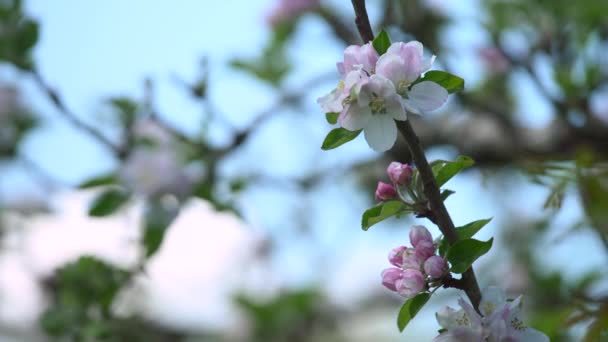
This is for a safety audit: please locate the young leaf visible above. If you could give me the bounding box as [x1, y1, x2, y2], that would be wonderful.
[321, 128, 361, 150]
[440, 189, 455, 201]
[78, 173, 118, 189]
[372, 30, 391, 55]
[456, 218, 492, 240]
[362, 200, 411, 230]
[446, 238, 494, 274]
[325, 112, 339, 124]
[414, 70, 464, 94]
[398, 292, 431, 331]
[88, 189, 130, 217]
[434, 156, 475, 187]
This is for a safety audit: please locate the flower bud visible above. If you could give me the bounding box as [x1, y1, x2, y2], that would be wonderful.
[424, 256, 448, 278]
[375, 181, 397, 201]
[396, 269, 425, 298]
[409, 225, 433, 247]
[387, 162, 413, 186]
[415, 240, 436, 261]
[401, 248, 422, 270]
[381, 268, 403, 291]
[388, 246, 407, 267]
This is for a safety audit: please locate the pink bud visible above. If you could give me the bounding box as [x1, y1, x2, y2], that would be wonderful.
[375, 181, 397, 201]
[381, 268, 403, 291]
[409, 225, 433, 247]
[388, 246, 407, 267]
[396, 269, 425, 298]
[415, 240, 436, 261]
[387, 162, 413, 186]
[401, 248, 422, 270]
[424, 256, 448, 278]
[338, 42, 379, 76]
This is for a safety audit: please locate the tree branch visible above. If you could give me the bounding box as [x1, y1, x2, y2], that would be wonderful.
[350, 0, 482, 309]
[30, 68, 125, 157]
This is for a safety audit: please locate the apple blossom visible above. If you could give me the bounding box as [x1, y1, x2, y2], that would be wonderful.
[433, 287, 549, 342]
[415, 240, 436, 261]
[395, 269, 426, 298]
[388, 246, 407, 267]
[381, 267, 403, 291]
[339, 74, 407, 152]
[401, 247, 422, 271]
[376, 41, 448, 115]
[409, 225, 433, 248]
[424, 255, 448, 279]
[337, 42, 378, 76]
[387, 161, 413, 186]
[317, 68, 367, 113]
[375, 181, 397, 201]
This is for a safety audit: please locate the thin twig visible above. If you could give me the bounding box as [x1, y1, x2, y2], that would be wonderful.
[30, 68, 124, 156]
[350, 0, 482, 309]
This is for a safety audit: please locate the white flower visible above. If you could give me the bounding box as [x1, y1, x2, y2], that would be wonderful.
[434, 287, 549, 342]
[317, 68, 367, 113]
[338, 74, 406, 152]
[376, 41, 448, 114]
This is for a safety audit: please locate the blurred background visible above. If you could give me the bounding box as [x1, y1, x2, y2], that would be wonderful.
[0, 0, 607, 340]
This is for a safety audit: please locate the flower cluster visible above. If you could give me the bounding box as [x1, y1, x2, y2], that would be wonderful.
[381, 225, 448, 298]
[318, 41, 448, 151]
[434, 287, 549, 342]
[375, 161, 414, 201]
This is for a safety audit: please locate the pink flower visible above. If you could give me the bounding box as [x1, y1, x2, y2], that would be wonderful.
[265, 0, 319, 27]
[388, 246, 407, 267]
[381, 268, 403, 291]
[424, 256, 448, 278]
[337, 43, 379, 76]
[415, 240, 436, 261]
[395, 269, 425, 298]
[387, 161, 413, 186]
[401, 247, 422, 271]
[375, 181, 397, 201]
[409, 225, 433, 247]
[376, 41, 448, 115]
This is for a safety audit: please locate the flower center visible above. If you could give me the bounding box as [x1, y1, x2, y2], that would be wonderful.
[510, 317, 527, 331]
[397, 80, 410, 97]
[370, 94, 387, 115]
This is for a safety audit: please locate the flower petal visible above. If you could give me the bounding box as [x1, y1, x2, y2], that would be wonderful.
[317, 88, 343, 113]
[408, 81, 448, 112]
[386, 94, 407, 121]
[339, 104, 371, 131]
[363, 116, 397, 152]
[512, 328, 550, 342]
[376, 53, 407, 86]
[480, 286, 507, 317]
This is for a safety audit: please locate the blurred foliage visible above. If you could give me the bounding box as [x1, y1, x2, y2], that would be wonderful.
[40, 256, 185, 342]
[235, 289, 338, 342]
[0, 0, 606, 340]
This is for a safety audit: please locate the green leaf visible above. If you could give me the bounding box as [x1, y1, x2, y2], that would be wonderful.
[16, 19, 39, 53]
[440, 189, 455, 201]
[372, 30, 391, 55]
[434, 156, 475, 187]
[446, 238, 493, 274]
[414, 70, 465, 94]
[325, 112, 339, 124]
[321, 128, 361, 150]
[143, 201, 178, 258]
[361, 200, 411, 230]
[88, 189, 130, 217]
[397, 292, 431, 331]
[78, 173, 118, 189]
[456, 218, 492, 240]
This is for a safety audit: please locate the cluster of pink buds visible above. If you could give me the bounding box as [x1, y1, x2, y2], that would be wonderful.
[381, 225, 448, 298]
[375, 161, 414, 201]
